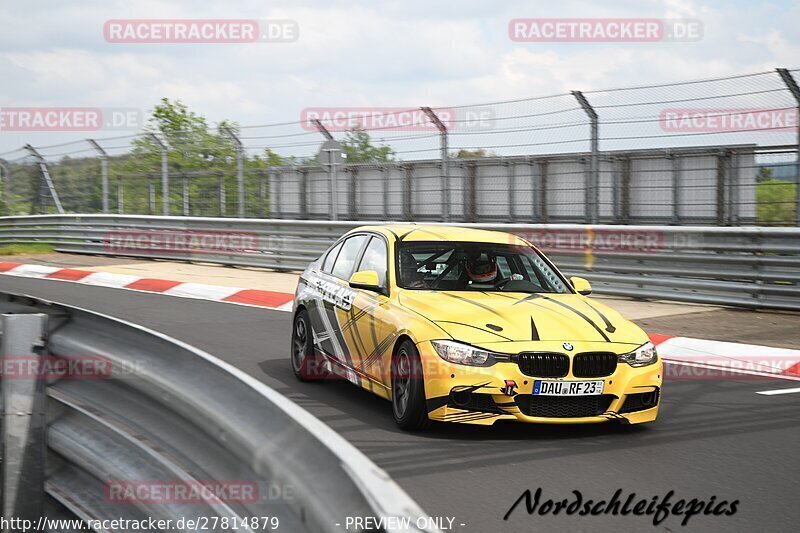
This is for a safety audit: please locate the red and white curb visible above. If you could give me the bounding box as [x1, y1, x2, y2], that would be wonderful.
[0, 261, 295, 312]
[649, 333, 800, 390]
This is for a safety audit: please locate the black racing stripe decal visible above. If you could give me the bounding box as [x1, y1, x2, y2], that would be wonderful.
[530, 316, 540, 341]
[345, 306, 365, 353]
[511, 293, 610, 342]
[585, 301, 617, 333]
[452, 382, 493, 394]
[434, 320, 513, 341]
[362, 332, 397, 367]
[441, 292, 505, 317]
[539, 295, 611, 342]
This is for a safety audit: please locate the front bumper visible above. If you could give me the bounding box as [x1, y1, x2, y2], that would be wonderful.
[419, 341, 663, 425]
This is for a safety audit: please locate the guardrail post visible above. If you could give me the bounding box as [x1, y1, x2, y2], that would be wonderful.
[1, 313, 48, 524]
[24, 144, 63, 214]
[421, 107, 450, 222]
[776, 68, 800, 226]
[146, 134, 169, 216]
[87, 139, 109, 213]
[572, 91, 599, 224]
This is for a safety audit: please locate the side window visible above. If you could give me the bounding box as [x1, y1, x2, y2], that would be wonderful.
[357, 236, 388, 286]
[322, 241, 343, 273]
[331, 235, 368, 280]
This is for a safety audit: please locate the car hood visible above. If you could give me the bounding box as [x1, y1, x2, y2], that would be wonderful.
[397, 290, 645, 346]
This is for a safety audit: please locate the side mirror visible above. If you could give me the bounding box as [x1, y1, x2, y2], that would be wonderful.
[570, 276, 592, 296]
[349, 270, 386, 295]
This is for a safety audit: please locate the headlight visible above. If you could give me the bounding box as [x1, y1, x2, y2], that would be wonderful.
[618, 341, 658, 367]
[431, 340, 494, 366]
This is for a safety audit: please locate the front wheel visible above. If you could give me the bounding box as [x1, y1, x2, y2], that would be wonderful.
[291, 309, 327, 381]
[391, 340, 430, 431]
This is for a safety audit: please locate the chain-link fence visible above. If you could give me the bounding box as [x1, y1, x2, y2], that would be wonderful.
[1, 68, 798, 225]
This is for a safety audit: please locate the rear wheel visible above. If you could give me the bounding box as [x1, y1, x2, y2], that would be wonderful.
[291, 309, 327, 381]
[391, 340, 430, 431]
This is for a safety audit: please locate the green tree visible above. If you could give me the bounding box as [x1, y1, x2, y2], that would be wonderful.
[341, 128, 395, 163]
[756, 167, 774, 183]
[451, 148, 496, 159]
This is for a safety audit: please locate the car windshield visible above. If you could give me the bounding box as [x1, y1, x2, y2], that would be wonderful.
[396, 241, 571, 293]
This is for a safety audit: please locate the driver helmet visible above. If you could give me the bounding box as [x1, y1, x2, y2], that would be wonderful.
[465, 255, 498, 283]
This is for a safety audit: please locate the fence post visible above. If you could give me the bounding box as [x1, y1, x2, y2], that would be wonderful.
[220, 125, 245, 218]
[621, 157, 631, 223]
[182, 173, 189, 216]
[571, 91, 599, 224]
[467, 162, 477, 223]
[218, 171, 227, 217]
[273, 170, 281, 219]
[0, 161, 9, 215]
[381, 165, 389, 220]
[23, 144, 63, 214]
[716, 151, 727, 225]
[1, 313, 48, 523]
[611, 157, 621, 222]
[349, 167, 358, 220]
[148, 174, 155, 214]
[671, 153, 681, 224]
[506, 159, 516, 222]
[310, 119, 341, 221]
[117, 175, 124, 214]
[402, 164, 413, 221]
[421, 107, 450, 222]
[87, 139, 109, 213]
[539, 159, 549, 223]
[299, 169, 308, 219]
[147, 134, 169, 216]
[776, 68, 800, 226]
[259, 169, 267, 218]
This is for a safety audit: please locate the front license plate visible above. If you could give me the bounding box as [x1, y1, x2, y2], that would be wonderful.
[533, 380, 604, 396]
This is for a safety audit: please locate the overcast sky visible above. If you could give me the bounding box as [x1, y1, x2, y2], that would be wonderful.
[0, 0, 797, 157]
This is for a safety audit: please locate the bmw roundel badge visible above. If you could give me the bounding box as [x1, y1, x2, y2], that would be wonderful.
[562, 342, 574, 351]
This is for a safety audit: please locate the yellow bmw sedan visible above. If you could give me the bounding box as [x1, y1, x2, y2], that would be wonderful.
[290, 224, 662, 430]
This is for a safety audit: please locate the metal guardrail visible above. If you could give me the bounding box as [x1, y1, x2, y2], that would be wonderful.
[0, 214, 798, 311]
[0, 291, 435, 532]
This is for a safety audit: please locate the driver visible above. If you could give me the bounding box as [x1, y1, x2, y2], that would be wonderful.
[465, 255, 498, 286]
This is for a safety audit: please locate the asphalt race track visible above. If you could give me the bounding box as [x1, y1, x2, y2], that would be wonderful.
[2, 276, 798, 532]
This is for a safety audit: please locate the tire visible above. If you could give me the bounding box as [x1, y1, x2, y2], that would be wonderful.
[391, 340, 430, 431]
[291, 308, 328, 382]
